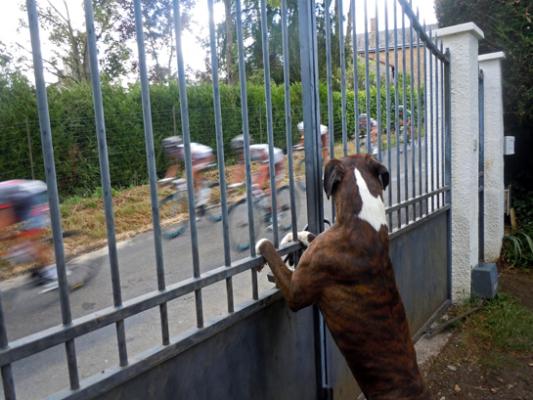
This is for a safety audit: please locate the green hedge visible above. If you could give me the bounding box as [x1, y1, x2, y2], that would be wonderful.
[0, 76, 418, 196]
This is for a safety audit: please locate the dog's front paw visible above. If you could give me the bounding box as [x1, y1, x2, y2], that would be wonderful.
[255, 238, 271, 272]
[296, 231, 315, 247]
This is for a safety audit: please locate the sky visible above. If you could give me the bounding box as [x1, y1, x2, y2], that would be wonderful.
[0, 0, 437, 83]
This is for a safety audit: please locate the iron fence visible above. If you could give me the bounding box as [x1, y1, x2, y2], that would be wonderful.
[0, 1, 450, 399]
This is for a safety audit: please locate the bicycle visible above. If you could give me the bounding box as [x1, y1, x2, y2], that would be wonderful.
[0, 230, 103, 302]
[228, 183, 298, 253]
[158, 164, 223, 240]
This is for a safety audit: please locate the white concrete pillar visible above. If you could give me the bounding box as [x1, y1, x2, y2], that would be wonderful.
[478, 52, 506, 261]
[437, 23, 484, 302]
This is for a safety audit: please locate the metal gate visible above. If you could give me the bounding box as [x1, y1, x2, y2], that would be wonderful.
[0, 1, 450, 399]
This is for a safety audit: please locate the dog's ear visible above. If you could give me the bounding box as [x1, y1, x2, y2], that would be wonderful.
[323, 159, 345, 199]
[367, 156, 390, 190]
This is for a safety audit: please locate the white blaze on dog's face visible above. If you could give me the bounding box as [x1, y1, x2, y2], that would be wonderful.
[353, 167, 387, 232]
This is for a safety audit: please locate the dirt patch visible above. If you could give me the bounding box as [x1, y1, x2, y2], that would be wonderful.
[424, 268, 533, 400]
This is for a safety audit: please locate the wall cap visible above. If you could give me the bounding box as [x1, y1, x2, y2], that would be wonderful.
[437, 22, 484, 41]
[478, 52, 506, 62]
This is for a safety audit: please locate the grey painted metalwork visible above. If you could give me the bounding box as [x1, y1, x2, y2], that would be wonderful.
[351, 0, 360, 153]
[401, 9, 409, 224]
[375, 0, 382, 161]
[172, 0, 204, 328]
[2, 2, 453, 399]
[235, 0, 259, 299]
[337, 0, 348, 156]
[429, 29, 435, 210]
[26, 0, 82, 392]
[281, 0, 299, 245]
[207, 0, 234, 313]
[27, 1, 84, 393]
[478, 69, 485, 261]
[408, 1, 416, 217]
[260, 0, 280, 247]
[435, 38, 441, 209]
[445, 49, 453, 300]
[416, 10, 423, 218]
[393, 0, 401, 226]
[363, 0, 372, 154]
[133, 0, 170, 346]
[385, 0, 392, 226]
[84, 0, 129, 368]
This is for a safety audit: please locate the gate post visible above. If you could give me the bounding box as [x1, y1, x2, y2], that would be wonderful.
[478, 52, 506, 262]
[437, 23, 484, 302]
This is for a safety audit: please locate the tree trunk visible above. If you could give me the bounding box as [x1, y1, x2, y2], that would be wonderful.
[345, 0, 353, 55]
[223, 0, 235, 84]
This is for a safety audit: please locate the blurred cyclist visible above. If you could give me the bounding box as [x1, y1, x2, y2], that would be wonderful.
[296, 121, 330, 162]
[230, 135, 284, 192]
[0, 180, 57, 287]
[160, 136, 214, 210]
[358, 113, 379, 156]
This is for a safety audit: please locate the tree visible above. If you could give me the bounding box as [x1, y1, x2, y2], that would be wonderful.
[21, 0, 134, 83]
[435, 0, 532, 187]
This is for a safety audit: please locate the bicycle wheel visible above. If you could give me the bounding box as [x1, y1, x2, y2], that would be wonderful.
[275, 185, 297, 233]
[159, 192, 189, 239]
[228, 198, 260, 253]
[295, 157, 306, 191]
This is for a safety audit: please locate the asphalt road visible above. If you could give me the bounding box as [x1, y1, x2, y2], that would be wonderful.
[0, 143, 432, 399]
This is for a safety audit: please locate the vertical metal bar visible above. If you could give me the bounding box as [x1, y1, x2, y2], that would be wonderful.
[27, 0, 80, 388]
[133, 0, 169, 344]
[423, 22, 429, 215]
[298, 0, 324, 234]
[84, 0, 128, 366]
[408, 1, 416, 220]
[416, 10, 422, 219]
[375, 0, 382, 161]
[235, 0, 258, 299]
[401, 7, 408, 224]
[429, 28, 435, 211]
[207, 0, 234, 313]
[172, 0, 204, 327]
[281, 0, 298, 245]
[393, 0, 401, 228]
[363, 0, 372, 155]
[337, 0, 348, 156]
[298, 3, 327, 396]
[325, 0, 335, 159]
[440, 41, 446, 209]
[478, 69, 485, 261]
[0, 293, 16, 400]
[444, 49, 452, 300]
[385, 0, 392, 226]
[351, 0, 360, 153]
[435, 41, 440, 208]
[260, 0, 279, 247]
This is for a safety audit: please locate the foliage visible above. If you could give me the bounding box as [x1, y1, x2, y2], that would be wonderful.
[501, 187, 533, 268]
[0, 71, 416, 196]
[435, 0, 532, 127]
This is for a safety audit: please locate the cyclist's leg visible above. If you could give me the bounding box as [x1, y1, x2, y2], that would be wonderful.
[194, 154, 214, 207]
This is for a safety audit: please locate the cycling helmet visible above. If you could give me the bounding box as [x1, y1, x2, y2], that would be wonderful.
[162, 135, 183, 149]
[230, 134, 253, 151]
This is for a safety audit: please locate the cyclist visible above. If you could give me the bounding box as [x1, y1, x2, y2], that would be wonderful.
[398, 105, 412, 145]
[230, 135, 285, 192]
[160, 136, 214, 210]
[0, 179, 57, 287]
[296, 121, 329, 162]
[358, 113, 379, 155]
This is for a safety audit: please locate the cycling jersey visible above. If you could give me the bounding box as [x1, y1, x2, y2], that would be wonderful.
[0, 180, 49, 230]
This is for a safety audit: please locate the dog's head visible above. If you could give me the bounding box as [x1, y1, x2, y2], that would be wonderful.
[323, 154, 389, 229]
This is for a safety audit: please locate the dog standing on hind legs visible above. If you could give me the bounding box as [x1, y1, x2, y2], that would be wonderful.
[256, 154, 430, 400]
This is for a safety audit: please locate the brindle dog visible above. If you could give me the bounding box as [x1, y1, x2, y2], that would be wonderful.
[256, 154, 430, 400]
